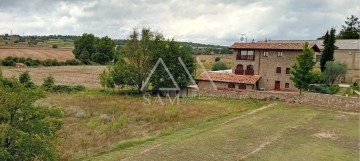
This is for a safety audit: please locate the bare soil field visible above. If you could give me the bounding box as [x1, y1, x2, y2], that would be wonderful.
[0, 47, 74, 61]
[2, 66, 106, 87]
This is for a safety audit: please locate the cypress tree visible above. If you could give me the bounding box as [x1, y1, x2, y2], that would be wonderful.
[320, 28, 336, 72]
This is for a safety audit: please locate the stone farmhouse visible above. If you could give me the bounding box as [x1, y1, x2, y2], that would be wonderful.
[260, 39, 360, 83]
[196, 42, 321, 92]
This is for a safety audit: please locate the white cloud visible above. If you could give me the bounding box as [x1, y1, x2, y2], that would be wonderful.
[0, 0, 358, 45]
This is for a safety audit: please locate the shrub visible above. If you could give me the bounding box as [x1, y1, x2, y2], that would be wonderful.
[215, 57, 221, 62]
[42, 75, 55, 91]
[19, 71, 35, 88]
[52, 44, 58, 48]
[211, 61, 229, 71]
[313, 84, 339, 94]
[65, 59, 82, 65]
[353, 81, 358, 87]
[2, 56, 15, 66]
[19, 71, 31, 84]
[352, 85, 360, 91]
[42, 59, 60, 66]
[51, 84, 85, 93]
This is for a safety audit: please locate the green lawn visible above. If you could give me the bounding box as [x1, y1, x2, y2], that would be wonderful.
[84, 102, 359, 161]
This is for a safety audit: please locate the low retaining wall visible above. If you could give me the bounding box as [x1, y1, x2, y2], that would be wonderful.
[199, 89, 359, 112]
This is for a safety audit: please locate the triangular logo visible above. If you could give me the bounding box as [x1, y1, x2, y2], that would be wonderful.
[141, 58, 180, 91]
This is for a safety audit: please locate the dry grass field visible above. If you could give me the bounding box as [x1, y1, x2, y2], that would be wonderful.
[0, 47, 74, 61]
[2, 66, 106, 87]
[195, 54, 233, 76]
[38, 93, 268, 160]
[196, 54, 232, 65]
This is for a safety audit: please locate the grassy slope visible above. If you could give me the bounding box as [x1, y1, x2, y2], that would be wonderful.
[39, 91, 268, 160]
[85, 103, 359, 161]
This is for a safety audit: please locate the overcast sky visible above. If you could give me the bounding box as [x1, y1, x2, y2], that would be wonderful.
[0, 0, 358, 45]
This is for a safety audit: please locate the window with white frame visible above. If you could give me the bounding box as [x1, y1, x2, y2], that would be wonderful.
[263, 52, 269, 57]
[277, 52, 283, 57]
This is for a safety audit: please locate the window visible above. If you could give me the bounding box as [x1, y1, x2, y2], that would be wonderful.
[276, 67, 281, 74]
[246, 64, 254, 70]
[246, 65, 254, 75]
[316, 54, 321, 62]
[228, 83, 235, 88]
[248, 50, 254, 55]
[237, 50, 255, 60]
[235, 64, 244, 75]
[239, 84, 246, 89]
[236, 64, 243, 70]
[263, 52, 269, 57]
[285, 83, 289, 88]
[286, 68, 291, 74]
[277, 52, 283, 57]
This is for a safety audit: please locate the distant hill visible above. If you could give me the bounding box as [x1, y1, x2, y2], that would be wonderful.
[0, 34, 231, 54]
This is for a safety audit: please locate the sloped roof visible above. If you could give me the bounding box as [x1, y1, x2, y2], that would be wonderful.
[196, 72, 261, 84]
[229, 42, 320, 52]
[257, 39, 360, 50]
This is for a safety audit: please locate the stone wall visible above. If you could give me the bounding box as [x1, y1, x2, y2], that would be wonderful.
[198, 89, 359, 112]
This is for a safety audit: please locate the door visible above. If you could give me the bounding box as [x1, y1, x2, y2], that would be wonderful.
[275, 81, 280, 90]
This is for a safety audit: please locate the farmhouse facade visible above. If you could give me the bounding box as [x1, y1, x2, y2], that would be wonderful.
[196, 42, 321, 92]
[259, 39, 360, 83]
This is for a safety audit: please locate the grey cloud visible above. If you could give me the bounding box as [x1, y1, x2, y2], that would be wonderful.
[0, 0, 358, 46]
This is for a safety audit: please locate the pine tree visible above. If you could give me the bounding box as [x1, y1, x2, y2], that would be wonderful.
[338, 15, 360, 39]
[290, 42, 316, 94]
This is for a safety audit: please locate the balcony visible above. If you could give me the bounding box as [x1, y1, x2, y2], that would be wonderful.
[236, 55, 255, 60]
[235, 69, 244, 75]
[234, 69, 254, 75]
[245, 70, 254, 75]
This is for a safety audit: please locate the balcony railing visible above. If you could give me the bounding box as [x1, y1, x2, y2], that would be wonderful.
[236, 55, 255, 60]
[234, 69, 254, 75]
[245, 70, 254, 75]
[235, 69, 244, 75]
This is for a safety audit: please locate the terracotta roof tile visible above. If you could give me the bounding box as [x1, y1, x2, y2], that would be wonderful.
[196, 72, 261, 84]
[229, 42, 320, 52]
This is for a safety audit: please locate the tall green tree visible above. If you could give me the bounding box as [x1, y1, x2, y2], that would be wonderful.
[323, 61, 347, 85]
[149, 39, 195, 91]
[73, 33, 98, 64]
[0, 78, 63, 161]
[338, 15, 360, 39]
[120, 28, 162, 91]
[320, 28, 336, 72]
[290, 42, 316, 94]
[92, 36, 116, 65]
[110, 59, 136, 91]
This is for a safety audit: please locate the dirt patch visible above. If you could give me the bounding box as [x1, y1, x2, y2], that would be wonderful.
[313, 131, 338, 140]
[334, 114, 350, 121]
